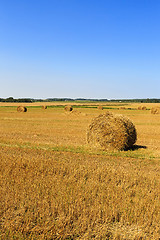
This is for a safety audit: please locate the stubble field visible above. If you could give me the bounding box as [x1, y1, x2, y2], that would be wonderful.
[0, 102, 160, 239]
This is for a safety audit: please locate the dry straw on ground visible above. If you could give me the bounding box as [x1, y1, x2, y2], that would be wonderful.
[17, 106, 27, 112]
[87, 112, 137, 150]
[64, 105, 73, 111]
[71, 110, 81, 115]
[42, 105, 47, 109]
[151, 107, 160, 114]
[97, 105, 103, 110]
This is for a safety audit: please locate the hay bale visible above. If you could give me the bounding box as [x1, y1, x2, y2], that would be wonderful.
[87, 112, 137, 150]
[97, 105, 103, 110]
[17, 106, 27, 112]
[42, 105, 47, 109]
[151, 107, 160, 114]
[119, 107, 126, 109]
[138, 106, 146, 110]
[64, 105, 73, 111]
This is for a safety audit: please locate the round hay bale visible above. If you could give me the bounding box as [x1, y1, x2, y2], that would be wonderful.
[17, 106, 27, 112]
[138, 106, 146, 110]
[97, 105, 103, 110]
[64, 105, 73, 111]
[42, 105, 47, 109]
[151, 107, 160, 114]
[87, 112, 137, 150]
[119, 107, 126, 109]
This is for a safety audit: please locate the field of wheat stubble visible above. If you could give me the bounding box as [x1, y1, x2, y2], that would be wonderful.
[0, 102, 160, 239]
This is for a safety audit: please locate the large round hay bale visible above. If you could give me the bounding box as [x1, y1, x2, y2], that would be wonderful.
[138, 106, 142, 110]
[97, 105, 103, 110]
[87, 112, 137, 150]
[42, 105, 47, 109]
[151, 107, 160, 114]
[17, 106, 27, 112]
[64, 105, 73, 111]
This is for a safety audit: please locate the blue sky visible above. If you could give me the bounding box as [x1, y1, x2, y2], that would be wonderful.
[1, 0, 160, 99]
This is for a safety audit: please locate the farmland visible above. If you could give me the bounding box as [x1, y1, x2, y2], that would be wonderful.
[0, 102, 160, 239]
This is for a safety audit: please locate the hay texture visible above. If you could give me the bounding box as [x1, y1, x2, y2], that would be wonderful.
[87, 112, 137, 151]
[151, 107, 160, 114]
[64, 105, 73, 112]
[97, 105, 103, 110]
[17, 106, 27, 112]
[42, 105, 47, 109]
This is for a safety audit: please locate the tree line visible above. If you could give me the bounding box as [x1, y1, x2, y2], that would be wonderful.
[0, 97, 160, 103]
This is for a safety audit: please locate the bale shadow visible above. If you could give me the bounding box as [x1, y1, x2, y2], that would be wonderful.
[127, 145, 147, 151]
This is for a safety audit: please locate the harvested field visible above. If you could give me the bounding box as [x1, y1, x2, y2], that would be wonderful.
[0, 102, 160, 239]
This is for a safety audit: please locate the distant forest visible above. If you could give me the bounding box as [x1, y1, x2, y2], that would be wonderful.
[0, 97, 160, 103]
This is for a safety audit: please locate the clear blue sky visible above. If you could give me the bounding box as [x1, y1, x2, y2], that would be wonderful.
[1, 0, 160, 99]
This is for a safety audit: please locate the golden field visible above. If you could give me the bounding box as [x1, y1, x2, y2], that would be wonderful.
[0, 102, 160, 239]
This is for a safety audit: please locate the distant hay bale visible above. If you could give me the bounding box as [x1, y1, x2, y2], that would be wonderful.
[138, 106, 146, 110]
[97, 105, 103, 110]
[64, 105, 73, 111]
[87, 112, 137, 151]
[119, 107, 126, 109]
[42, 105, 47, 109]
[17, 106, 27, 112]
[151, 107, 160, 114]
